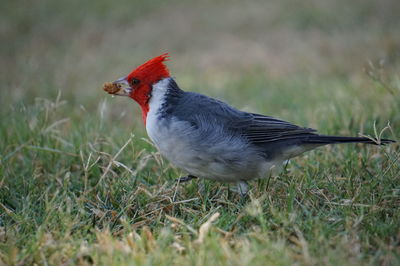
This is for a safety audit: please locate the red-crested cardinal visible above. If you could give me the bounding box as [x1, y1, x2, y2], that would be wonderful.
[105, 54, 394, 194]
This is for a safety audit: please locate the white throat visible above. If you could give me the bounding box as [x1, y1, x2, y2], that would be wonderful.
[146, 78, 171, 141]
[148, 78, 170, 113]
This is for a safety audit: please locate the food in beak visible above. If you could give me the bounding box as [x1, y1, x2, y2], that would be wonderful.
[103, 82, 122, 94]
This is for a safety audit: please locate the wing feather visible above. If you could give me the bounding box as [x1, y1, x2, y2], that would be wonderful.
[244, 113, 317, 143]
[172, 92, 318, 145]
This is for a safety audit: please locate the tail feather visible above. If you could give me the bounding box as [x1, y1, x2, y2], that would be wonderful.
[303, 135, 395, 145]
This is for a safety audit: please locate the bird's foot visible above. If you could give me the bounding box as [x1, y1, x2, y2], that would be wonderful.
[230, 181, 249, 197]
[176, 175, 197, 183]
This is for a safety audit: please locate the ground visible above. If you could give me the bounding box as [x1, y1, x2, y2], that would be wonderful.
[0, 0, 399, 265]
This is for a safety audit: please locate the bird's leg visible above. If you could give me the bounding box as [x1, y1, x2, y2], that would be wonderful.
[230, 181, 249, 197]
[237, 181, 249, 196]
[176, 175, 198, 183]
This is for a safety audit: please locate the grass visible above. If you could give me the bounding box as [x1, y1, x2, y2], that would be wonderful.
[1, 0, 400, 265]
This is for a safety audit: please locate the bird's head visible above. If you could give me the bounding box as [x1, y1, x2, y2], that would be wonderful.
[111, 53, 170, 121]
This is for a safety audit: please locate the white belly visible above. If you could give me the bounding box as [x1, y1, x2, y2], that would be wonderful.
[146, 116, 281, 182]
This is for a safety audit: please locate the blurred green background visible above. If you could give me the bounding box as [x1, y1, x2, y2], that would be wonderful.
[1, 0, 399, 131]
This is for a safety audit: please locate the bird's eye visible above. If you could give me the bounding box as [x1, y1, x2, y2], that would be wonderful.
[130, 78, 140, 86]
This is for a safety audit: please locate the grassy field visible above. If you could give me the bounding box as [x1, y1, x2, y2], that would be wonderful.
[1, 0, 399, 265]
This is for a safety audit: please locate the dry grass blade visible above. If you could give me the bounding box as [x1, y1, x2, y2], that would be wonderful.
[97, 138, 132, 185]
[165, 215, 197, 234]
[194, 212, 220, 244]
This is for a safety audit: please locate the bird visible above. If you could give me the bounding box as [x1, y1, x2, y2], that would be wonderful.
[105, 53, 394, 195]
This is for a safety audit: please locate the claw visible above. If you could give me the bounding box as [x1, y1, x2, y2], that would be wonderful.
[176, 175, 197, 183]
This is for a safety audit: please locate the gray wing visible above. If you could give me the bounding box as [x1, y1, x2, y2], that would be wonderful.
[173, 92, 317, 144]
[244, 113, 317, 143]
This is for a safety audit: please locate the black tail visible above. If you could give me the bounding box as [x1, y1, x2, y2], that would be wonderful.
[303, 135, 395, 145]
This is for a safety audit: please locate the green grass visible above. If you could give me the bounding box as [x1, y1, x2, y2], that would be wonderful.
[1, 0, 400, 265]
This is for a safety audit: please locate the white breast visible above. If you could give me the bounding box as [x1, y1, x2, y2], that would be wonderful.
[145, 78, 197, 171]
[145, 78, 280, 182]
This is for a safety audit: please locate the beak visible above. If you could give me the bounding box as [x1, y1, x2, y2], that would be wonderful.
[112, 77, 132, 96]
